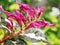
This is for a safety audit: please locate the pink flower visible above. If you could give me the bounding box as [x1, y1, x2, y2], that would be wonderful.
[15, 10, 26, 24]
[25, 18, 55, 30]
[37, 7, 45, 18]
[16, 0, 30, 12]
[0, 2, 55, 31]
[26, 8, 37, 22]
[4, 11, 14, 18]
[4, 11, 22, 30]
[5, 19, 13, 31]
[25, 20, 46, 30]
[26, 7, 44, 22]
[18, 4, 30, 12]
[28, 8, 36, 19]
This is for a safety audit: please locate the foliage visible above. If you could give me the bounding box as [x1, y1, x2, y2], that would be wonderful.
[47, 0, 60, 8]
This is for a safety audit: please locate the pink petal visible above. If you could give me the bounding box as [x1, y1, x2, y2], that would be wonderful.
[14, 15, 22, 29]
[29, 8, 36, 19]
[4, 10, 23, 30]
[0, 5, 16, 19]
[18, 3, 30, 12]
[26, 12, 31, 22]
[13, 15, 22, 30]
[34, 20, 47, 28]
[18, 20, 22, 30]
[37, 7, 45, 18]
[25, 18, 55, 30]
[4, 11, 14, 18]
[5, 19, 13, 31]
[15, 10, 26, 24]
[25, 20, 47, 30]
[26, 8, 37, 22]
[32, 8, 37, 15]
[42, 18, 56, 26]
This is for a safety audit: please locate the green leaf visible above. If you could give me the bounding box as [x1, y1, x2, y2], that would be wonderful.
[9, 4, 19, 11]
[0, 29, 4, 40]
[49, 16, 58, 23]
[44, 26, 51, 32]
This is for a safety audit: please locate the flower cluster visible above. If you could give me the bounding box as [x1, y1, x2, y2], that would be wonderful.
[0, 0, 55, 43]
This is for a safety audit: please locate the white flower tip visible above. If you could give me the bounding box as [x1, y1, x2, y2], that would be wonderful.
[5, 18, 12, 25]
[0, 4, 2, 11]
[0, 4, 4, 12]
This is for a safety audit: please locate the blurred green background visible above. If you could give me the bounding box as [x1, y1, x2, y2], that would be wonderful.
[0, 0, 60, 45]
